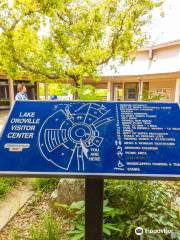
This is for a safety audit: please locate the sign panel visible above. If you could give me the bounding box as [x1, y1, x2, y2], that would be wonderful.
[0, 101, 180, 179]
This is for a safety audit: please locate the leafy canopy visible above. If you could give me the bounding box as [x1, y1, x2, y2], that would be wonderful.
[0, 0, 163, 85]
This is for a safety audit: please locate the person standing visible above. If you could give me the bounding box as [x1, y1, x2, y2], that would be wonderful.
[15, 83, 28, 101]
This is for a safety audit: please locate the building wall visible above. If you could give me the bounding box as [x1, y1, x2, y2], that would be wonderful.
[148, 45, 180, 74]
[148, 79, 176, 102]
[102, 42, 180, 76]
[108, 78, 177, 102]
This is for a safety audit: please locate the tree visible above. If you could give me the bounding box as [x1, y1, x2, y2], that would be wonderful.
[0, 0, 164, 207]
[0, 0, 163, 97]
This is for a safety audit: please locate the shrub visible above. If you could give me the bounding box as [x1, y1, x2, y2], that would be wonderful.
[32, 178, 59, 193]
[104, 180, 180, 240]
[68, 180, 180, 240]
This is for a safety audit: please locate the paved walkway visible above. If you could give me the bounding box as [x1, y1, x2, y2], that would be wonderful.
[0, 182, 34, 231]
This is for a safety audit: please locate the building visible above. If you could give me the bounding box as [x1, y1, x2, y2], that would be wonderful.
[0, 39, 180, 109]
[101, 39, 180, 102]
[0, 75, 39, 109]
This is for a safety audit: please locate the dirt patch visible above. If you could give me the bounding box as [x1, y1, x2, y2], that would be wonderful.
[0, 193, 49, 240]
[0, 191, 73, 240]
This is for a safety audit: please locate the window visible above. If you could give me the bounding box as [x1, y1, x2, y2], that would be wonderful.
[128, 88, 137, 100]
[124, 83, 138, 101]
[0, 80, 10, 108]
[155, 88, 171, 100]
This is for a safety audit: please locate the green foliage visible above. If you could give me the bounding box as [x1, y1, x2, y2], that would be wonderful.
[0, 177, 20, 198]
[68, 199, 122, 239]
[0, 0, 163, 88]
[66, 181, 180, 240]
[104, 180, 180, 240]
[32, 178, 59, 193]
[77, 85, 107, 100]
[10, 180, 179, 240]
[39, 83, 107, 100]
[142, 90, 165, 101]
[39, 83, 71, 97]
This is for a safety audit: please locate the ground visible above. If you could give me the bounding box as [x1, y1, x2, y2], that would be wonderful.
[0, 191, 70, 240]
[0, 180, 34, 231]
[0, 193, 50, 240]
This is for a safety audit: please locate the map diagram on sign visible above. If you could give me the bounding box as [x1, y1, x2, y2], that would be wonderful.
[38, 103, 114, 171]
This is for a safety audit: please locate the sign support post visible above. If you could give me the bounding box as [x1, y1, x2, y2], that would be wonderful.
[85, 178, 104, 240]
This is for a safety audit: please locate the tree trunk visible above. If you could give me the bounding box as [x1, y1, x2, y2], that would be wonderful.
[73, 77, 80, 100]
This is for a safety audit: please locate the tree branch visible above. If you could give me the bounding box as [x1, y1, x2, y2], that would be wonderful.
[97, 3, 135, 66]
[7, 36, 59, 79]
[0, 21, 5, 31]
[10, 9, 40, 31]
[8, 35, 78, 81]
[56, 12, 71, 25]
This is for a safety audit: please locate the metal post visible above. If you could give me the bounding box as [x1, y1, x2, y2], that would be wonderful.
[85, 178, 104, 240]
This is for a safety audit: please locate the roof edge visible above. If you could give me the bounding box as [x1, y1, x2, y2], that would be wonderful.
[138, 39, 180, 52]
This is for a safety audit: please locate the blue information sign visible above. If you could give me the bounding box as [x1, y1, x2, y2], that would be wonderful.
[0, 101, 180, 179]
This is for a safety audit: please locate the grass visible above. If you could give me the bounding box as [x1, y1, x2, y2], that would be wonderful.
[0, 177, 20, 198]
[11, 212, 68, 240]
[32, 178, 59, 193]
[0, 177, 59, 197]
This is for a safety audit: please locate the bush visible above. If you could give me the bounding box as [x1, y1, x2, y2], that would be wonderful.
[0, 177, 20, 198]
[68, 180, 180, 240]
[32, 178, 59, 193]
[104, 180, 180, 240]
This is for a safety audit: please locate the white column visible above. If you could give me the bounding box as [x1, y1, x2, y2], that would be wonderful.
[36, 82, 40, 100]
[114, 86, 118, 101]
[44, 83, 48, 100]
[8, 79, 14, 107]
[5, 86, 8, 98]
[122, 81, 125, 101]
[107, 80, 113, 101]
[175, 78, 180, 103]
[138, 80, 143, 101]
